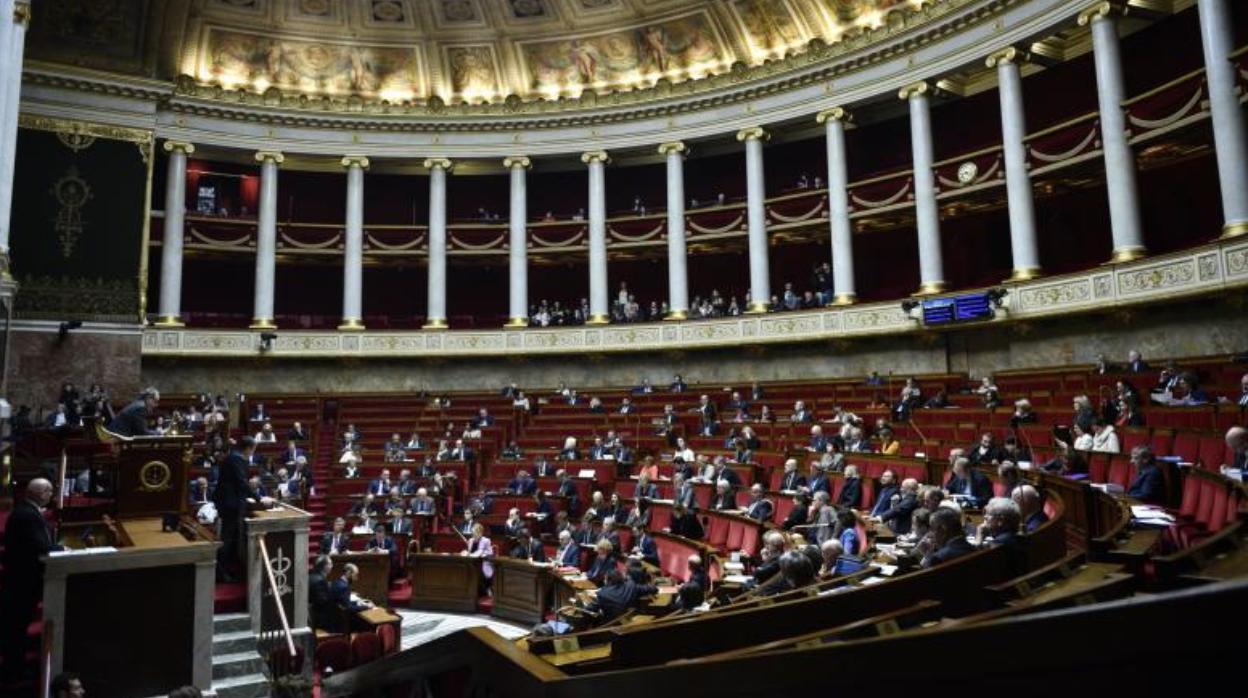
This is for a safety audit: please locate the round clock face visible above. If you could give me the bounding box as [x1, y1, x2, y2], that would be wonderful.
[139, 460, 172, 492]
[957, 161, 978, 184]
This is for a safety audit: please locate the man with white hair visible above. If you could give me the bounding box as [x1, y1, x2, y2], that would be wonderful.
[743, 483, 773, 521]
[753, 530, 788, 584]
[2, 478, 61, 682]
[779, 458, 806, 491]
[808, 424, 828, 452]
[836, 464, 862, 509]
[1223, 426, 1247, 479]
[555, 529, 580, 567]
[1013, 484, 1048, 532]
[876, 478, 920, 535]
[711, 479, 736, 510]
[809, 490, 839, 545]
[946, 456, 992, 507]
[1233, 374, 1248, 408]
[977, 497, 1026, 574]
[108, 386, 160, 436]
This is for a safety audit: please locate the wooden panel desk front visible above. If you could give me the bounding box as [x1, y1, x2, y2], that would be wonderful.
[493, 558, 555, 625]
[330, 551, 390, 607]
[409, 553, 482, 613]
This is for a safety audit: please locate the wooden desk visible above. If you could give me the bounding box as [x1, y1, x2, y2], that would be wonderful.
[409, 553, 482, 613]
[493, 558, 555, 625]
[331, 551, 390, 607]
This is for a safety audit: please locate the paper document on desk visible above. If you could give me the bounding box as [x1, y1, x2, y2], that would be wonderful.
[50, 547, 117, 557]
[578, 469, 596, 478]
[722, 574, 753, 584]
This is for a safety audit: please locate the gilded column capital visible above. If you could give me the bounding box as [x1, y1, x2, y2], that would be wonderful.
[815, 107, 852, 124]
[657, 141, 687, 156]
[898, 81, 930, 100]
[423, 157, 453, 171]
[341, 155, 370, 169]
[13, 1, 31, 26]
[580, 150, 611, 164]
[254, 151, 285, 165]
[503, 155, 531, 169]
[163, 140, 195, 155]
[735, 126, 769, 142]
[985, 47, 1029, 68]
[1077, 1, 1123, 26]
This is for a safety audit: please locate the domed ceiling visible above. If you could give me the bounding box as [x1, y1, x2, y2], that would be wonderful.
[28, 0, 959, 107]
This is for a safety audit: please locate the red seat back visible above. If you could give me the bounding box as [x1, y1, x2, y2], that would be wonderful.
[1207, 486, 1230, 532]
[1120, 427, 1149, 454]
[378, 623, 398, 655]
[1194, 480, 1216, 526]
[739, 523, 761, 558]
[1148, 429, 1175, 458]
[1107, 456, 1131, 489]
[725, 519, 745, 551]
[1172, 432, 1201, 464]
[1178, 475, 1202, 518]
[1197, 436, 1226, 469]
[315, 638, 351, 674]
[705, 513, 729, 549]
[350, 632, 382, 666]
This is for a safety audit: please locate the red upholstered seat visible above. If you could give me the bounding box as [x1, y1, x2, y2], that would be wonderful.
[725, 519, 745, 551]
[1172, 432, 1202, 465]
[1149, 429, 1175, 458]
[351, 632, 382, 666]
[378, 623, 398, 655]
[649, 506, 672, 531]
[1197, 436, 1227, 469]
[705, 514, 729, 549]
[315, 637, 351, 674]
[1107, 457, 1131, 489]
[1119, 427, 1149, 454]
[1177, 475, 1202, 520]
[1086, 453, 1109, 483]
[739, 523, 761, 558]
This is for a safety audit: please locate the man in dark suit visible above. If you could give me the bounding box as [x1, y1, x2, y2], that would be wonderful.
[967, 432, 1003, 467]
[877, 478, 920, 535]
[368, 469, 393, 496]
[673, 473, 697, 510]
[631, 526, 659, 566]
[921, 507, 976, 568]
[388, 511, 414, 536]
[214, 436, 262, 581]
[870, 470, 900, 517]
[450, 439, 475, 462]
[1126, 445, 1166, 504]
[308, 555, 341, 632]
[507, 470, 538, 495]
[710, 480, 737, 511]
[619, 397, 637, 415]
[778, 458, 806, 491]
[320, 517, 349, 555]
[366, 524, 400, 577]
[1, 478, 61, 683]
[555, 530, 581, 567]
[744, 484, 774, 522]
[410, 487, 436, 516]
[807, 464, 831, 497]
[281, 440, 306, 466]
[1125, 350, 1150, 374]
[331, 562, 374, 626]
[510, 528, 547, 562]
[1227, 426, 1247, 476]
[977, 497, 1027, 577]
[1013, 484, 1049, 533]
[836, 465, 863, 509]
[945, 457, 992, 508]
[591, 568, 657, 622]
[586, 540, 618, 584]
[108, 387, 159, 436]
[669, 374, 687, 393]
[669, 503, 704, 540]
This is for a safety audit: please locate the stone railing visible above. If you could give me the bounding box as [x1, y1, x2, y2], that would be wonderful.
[141, 236, 1248, 358]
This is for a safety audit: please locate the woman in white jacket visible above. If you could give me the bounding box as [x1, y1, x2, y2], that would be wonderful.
[1091, 419, 1121, 453]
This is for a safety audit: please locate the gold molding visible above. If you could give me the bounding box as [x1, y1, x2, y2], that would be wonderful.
[1077, 1, 1122, 26]
[585, 314, 610, 325]
[1008, 267, 1043, 282]
[1110, 246, 1147, 263]
[657, 142, 687, 156]
[137, 128, 156, 322]
[664, 310, 688, 321]
[815, 107, 851, 124]
[163, 140, 195, 155]
[13, 2, 31, 27]
[829, 293, 857, 306]
[423, 158, 453, 171]
[1220, 221, 1248, 239]
[18, 114, 152, 145]
[250, 318, 277, 330]
[503, 156, 531, 170]
[898, 81, 931, 100]
[581, 150, 610, 165]
[423, 318, 449, 329]
[255, 151, 285, 165]
[745, 301, 769, 314]
[341, 155, 370, 169]
[986, 47, 1028, 68]
[338, 318, 366, 331]
[152, 316, 184, 328]
[504, 317, 529, 328]
[914, 281, 948, 296]
[735, 126, 769, 142]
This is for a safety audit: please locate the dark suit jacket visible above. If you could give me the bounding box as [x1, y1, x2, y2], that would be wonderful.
[635, 535, 659, 566]
[710, 493, 737, 511]
[108, 400, 151, 436]
[0, 500, 57, 587]
[836, 478, 862, 509]
[587, 554, 618, 584]
[507, 477, 538, 495]
[556, 543, 580, 567]
[946, 470, 993, 506]
[320, 531, 348, 555]
[870, 485, 899, 517]
[1024, 510, 1049, 533]
[366, 536, 398, 564]
[670, 513, 704, 540]
[330, 577, 368, 613]
[923, 536, 976, 567]
[510, 540, 547, 562]
[780, 504, 808, 531]
[880, 493, 919, 535]
[1127, 463, 1166, 504]
[213, 451, 253, 512]
[779, 471, 807, 491]
[594, 579, 657, 621]
[308, 572, 340, 632]
[745, 498, 774, 522]
[967, 445, 1003, 466]
[808, 473, 831, 496]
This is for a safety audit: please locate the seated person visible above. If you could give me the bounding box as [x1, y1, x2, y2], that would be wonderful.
[409, 487, 436, 515]
[752, 531, 787, 585]
[876, 427, 900, 455]
[503, 507, 525, 537]
[590, 568, 657, 622]
[554, 529, 580, 567]
[624, 499, 651, 529]
[507, 470, 538, 495]
[586, 539, 618, 585]
[510, 528, 547, 562]
[876, 478, 920, 535]
[945, 456, 992, 508]
[975, 496, 1026, 576]
[669, 502, 705, 540]
[383, 433, 406, 462]
[634, 474, 659, 500]
[331, 562, 374, 620]
[350, 493, 381, 519]
[778, 458, 807, 492]
[763, 550, 816, 596]
[309, 555, 346, 632]
[673, 581, 705, 613]
[1014, 484, 1049, 532]
[742, 483, 774, 521]
[837, 509, 861, 556]
[365, 524, 400, 577]
[255, 422, 278, 443]
[710, 479, 737, 511]
[630, 526, 659, 566]
[836, 465, 863, 509]
[967, 432, 1003, 466]
[781, 493, 810, 531]
[1126, 445, 1166, 504]
[558, 437, 581, 461]
[368, 469, 393, 497]
[920, 507, 976, 568]
[404, 431, 425, 450]
[387, 508, 414, 535]
[320, 517, 350, 556]
[998, 461, 1023, 498]
[396, 469, 417, 496]
[870, 470, 900, 517]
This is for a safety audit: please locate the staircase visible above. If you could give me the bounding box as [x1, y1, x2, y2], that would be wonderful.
[210, 613, 269, 698]
[307, 424, 337, 553]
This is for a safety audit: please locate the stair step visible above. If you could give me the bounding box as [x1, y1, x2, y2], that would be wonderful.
[213, 613, 251, 635]
[213, 629, 256, 655]
[213, 651, 267, 680]
[212, 672, 271, 698]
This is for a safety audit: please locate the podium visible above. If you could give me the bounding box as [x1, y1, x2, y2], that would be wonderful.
[492, 558, 554, 625]
[245, 503, 314, 675]
[409, 553, 482, 613]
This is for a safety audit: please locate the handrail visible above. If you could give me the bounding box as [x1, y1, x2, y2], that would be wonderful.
[257, 536, 298, 659]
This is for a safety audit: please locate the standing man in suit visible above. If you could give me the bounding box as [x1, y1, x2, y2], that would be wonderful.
[214, 436, 263, 581]
[107, 386, 159, 436]
[308, 555, 339, 632]
[1, 478, 61, 684]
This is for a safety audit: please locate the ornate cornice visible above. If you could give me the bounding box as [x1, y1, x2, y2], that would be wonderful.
[163, 140, 195, 154]
[816, 107, 852, 124]
[423, 158, 453, 171]
[502, 156, 531, 170]
[581, 150, 611, 165]
[18, 114, 152, 144]
[255, 150, 284, 164]
[140, 237, 1248, 359]
[340, 155, 370, 169]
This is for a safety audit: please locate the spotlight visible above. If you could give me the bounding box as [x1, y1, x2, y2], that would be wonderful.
[259, 332, 277, 351]
[57, 320, 83, 342]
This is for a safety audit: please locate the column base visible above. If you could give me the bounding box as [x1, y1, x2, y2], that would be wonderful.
[1220, 221, 1248, 239]
[1007, 267, 1042, 282]
[664, 310, 688, 321]
[337, 318, 366, 331]
[585, 314, 611, 325]
[1109, 246, 1147, 263]
[745, 301, 770, 314]
[423, 318, 449, 330]
[504, 317, 529, 328]
[249, 318, 277, 330]
[913, 281, 947, 297]
[826, 293, 857, 307]
[152, 316, 185, 328]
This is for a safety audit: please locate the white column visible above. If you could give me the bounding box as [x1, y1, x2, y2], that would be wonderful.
[658, 141, 690, 319]
[504, 156, 531, 327]
[737, 127, 771, 313]
[423, 158, 452, 329]
[155, 141, 194, 326]
[0, 1, 30, 278]
[339, 156, 368, 330]
[817, 108, 856, 305]
[1198, 0, 1248, 238]
[1080, 3, 1146, 262]
[988, 48, 1042, 280]
[900, 82, 946, 294]
[581, 150, 610, 324]
[251, 151, 283, 329]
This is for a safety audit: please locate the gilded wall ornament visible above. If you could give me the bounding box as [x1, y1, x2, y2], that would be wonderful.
[51, 167, 93, 258]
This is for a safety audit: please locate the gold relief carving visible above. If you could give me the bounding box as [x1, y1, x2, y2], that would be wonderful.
[1117, 261, 1197, 295]
[681, 323, 742, 342]
[1197, 254, 1219, 282]
[51, 167, 93, 258]
[580, 150, 610, 164]
[842, 309, 909, 331]
[603, 328, 661, 345]
[18, 115, 152, 145]
[815, 107, 851, 124]
[56, 131, 96, 153]
[735, 126, 768, 142]
[898, 81, 930, 100]
[1225, 247, 1248, 276]
[138, 461, 172, 492]
[1017, 281, 1092, 309]
[759, 316, 821, 336]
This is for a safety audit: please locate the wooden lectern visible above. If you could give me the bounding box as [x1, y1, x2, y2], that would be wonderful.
[492, 558, 554, 625]
[408, 553, 482, 613]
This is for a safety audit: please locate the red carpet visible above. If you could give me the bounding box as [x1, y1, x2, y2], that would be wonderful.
[214, 581, 247, 614]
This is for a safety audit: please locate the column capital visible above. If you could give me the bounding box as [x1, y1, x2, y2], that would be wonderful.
[13, 1, 31, 26]
[815, 107, 852, 124]
[503, 155, 531, 169]
[423, 157, 453, 171]
[1077, 1, 1123, 26]
[735, 127, 769, 142]
[657, 141, 687, 156]
[898, 81, 930, 100]
[986, 46, 1029, 68]
[341, 155, 370, 169]
[254, 151, 285, 165]
[163, 140, 195, 155]
[581, 150, 611, 164]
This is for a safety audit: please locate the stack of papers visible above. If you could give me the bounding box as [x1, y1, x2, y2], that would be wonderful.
[722, 574, 753, 584]
[1131, 505, 1175, 527]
